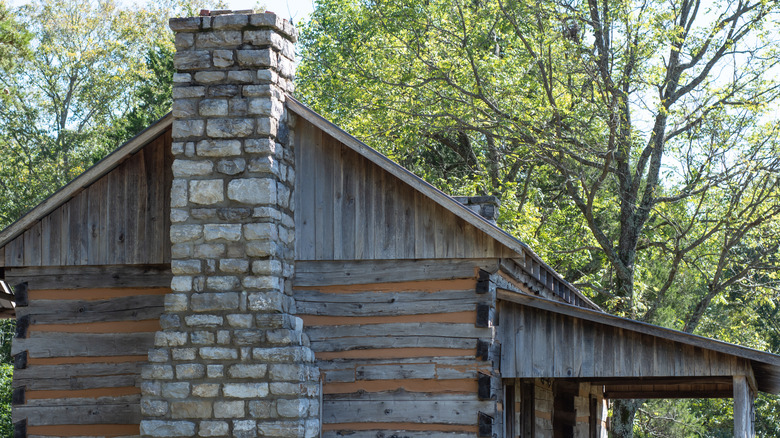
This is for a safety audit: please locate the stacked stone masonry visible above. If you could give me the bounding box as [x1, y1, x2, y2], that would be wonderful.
[140, 11, 320, 438]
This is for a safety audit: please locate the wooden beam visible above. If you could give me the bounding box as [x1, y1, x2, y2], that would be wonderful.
[0, 114, 172, 250]
[734, 375, 756, 438]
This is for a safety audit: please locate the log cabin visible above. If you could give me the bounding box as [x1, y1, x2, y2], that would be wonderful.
[0, 9, 777, 438]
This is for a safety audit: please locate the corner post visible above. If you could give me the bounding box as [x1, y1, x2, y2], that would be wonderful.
[733, 374, 755, 438]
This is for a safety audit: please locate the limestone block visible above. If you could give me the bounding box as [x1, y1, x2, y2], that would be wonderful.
[173, 119, 205, 138]
[171, 180, 188, 208]
[206, 276, 240, 291]
[141, 381, 161, 396]
[276, 399, 308, 418]
[223, 382, 269, 398]
[228, 363, 267, 379]
[171, 348, 197, 361]
[170, 224, 204, 243]
[226, 314, 253, 328]
[216, 158, 246, 175]
[256, 118, 277, 137]
[193, 383, 221, 398]
[247, 291, 286, 312]
[227, 178, 276, 204]
[176, 363, 206, 379]
[200, 99, 229, 116]
[165, 293, 189, 312]
[169, 17, 201, 32]
[170, 276, 193, 292]
[207, 364, 225, 378]
[256, 421, 305, 438]
[173, 86, 206, 99]
[213, 400, 245, 418]
[227, 70, 255, 83]
[206, 118, 254, 138]
[213, 50, 234, 68]
[199, 420, 229, 437]
[243, 223, 277, 241]
[196, 139, 242, 157]
[170, 208, 190, 223]
[194, 243, 226, 258]
[248, 155, 278, 175]
[171, 400, 212, 419]
[243, 276, 280, 291]
[195, 31, 241, 48]
[251, 260, 282, 276]
[189, 180, 224, 205]
[248, 97, 283, 119]
[174, 51, 211, 70]
[204, 224, 242, 241]
[141, 399, 169, 417]
[140, 420, 196, 437]
[244, 137, 276, 155]
[219, 258, 249, 274]
[190, 292, 239, 311]
[148, 348, 170, 362]
[191, 331, 215, 345]
[185, 314, 224, 327]
[174, 33, 194, 50]
[248, 400, 275, 418]
[233, 329, 265, 345]
[155, 331, 188, 347]
[172, 99, 198, 118]
[212, 13, 249, 30]
[252, 347, 312, 363]
[200, 347, 239, 360]
[172, 260, 202, 275]
[237, 49, 275, 68]
[162, 382, 191, 399]
[142, 364, 174, 380]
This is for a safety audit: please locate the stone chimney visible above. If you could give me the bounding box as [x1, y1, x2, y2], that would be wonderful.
[453, 195, 501, 224]
[140, 11, 319, 438]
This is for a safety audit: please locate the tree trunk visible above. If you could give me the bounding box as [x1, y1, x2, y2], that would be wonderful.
[610, 399, 642, 437]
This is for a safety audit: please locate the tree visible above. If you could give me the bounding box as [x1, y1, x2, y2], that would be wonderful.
[0, 0, 31, 70]
[297, 0, 780, 434]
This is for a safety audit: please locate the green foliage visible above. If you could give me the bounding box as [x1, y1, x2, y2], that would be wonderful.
[0, 363, 11, 438]
[297, 0, 780, 434]
[0, 0, 31, 70]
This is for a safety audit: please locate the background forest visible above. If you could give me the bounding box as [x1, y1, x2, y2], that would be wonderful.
[1, 0, 780, 436]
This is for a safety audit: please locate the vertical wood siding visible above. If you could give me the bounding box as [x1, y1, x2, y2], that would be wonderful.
[2, 129, 172, 268]
[499, 300, 750, 380]
[7, 265, 171, 437]
[295, 119, 515, 261]
[294, 259, 500, 437]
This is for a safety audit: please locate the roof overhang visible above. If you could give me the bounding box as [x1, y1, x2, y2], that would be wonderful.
[498, 289, 780, 394]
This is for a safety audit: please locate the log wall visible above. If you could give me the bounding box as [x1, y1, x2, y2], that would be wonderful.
[294, 259, 501, 437]
[0, 129, 172, 268]
[7, 265, 171, 437]
[294, 119, 516, 261]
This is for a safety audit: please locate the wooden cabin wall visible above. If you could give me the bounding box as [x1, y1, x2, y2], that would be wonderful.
[499, 301, 751, 381]
[1, 129, 172, 268]
[294, 259, 502, 437]
[7, 265, 171, 437]
[294, 119, 516, 261]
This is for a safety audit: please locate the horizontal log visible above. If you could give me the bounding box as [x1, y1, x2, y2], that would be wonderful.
[15, 362, 142, 380]
[18, 295, 165, 324]
[323, 430, 474, 438]
[12, 332, 155, 357]
[356, 364, 436, 380]
[13, 400, 140, 425]
[296, 290, 483, 317]
[16, 374, 139, 391]
[28, 355, 147, 366]
[322, 399, 492, 424]
[324, 379, 477, 395]
[4, 265, 172, 290]
[307, 323, 490, 342]
[295, 259, 498, 287]
[25, 388, 140, 402]
[311, 336, 477, 352]
[27, 424, 140, 437]
[316, 348, 475, 361]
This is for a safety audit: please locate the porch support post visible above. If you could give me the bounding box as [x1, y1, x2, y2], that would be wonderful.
[733, 374, 755, 438]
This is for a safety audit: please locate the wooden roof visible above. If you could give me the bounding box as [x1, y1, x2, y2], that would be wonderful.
[498, 290, 780, 394]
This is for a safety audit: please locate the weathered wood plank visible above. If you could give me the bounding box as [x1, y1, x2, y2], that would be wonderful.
[124, 153, 140, 265]
[23, 223, 42, 267]
[12, 332, 155, 356]
[15, 374, 139, 391]
[322, 399, 491, 424]
[16, 295, 165, 324]
[340, 143, 356, 260]
[108, 157, 127, 265]
[332, 139, 344, 260]
[3, 265, 172, 290]
[86, 180, 103, 266]
[306, 323, 492, 341]
[295, 259, 495, 287]
[13, 399, 140, 425]
[311, 336, 476, 352]
[296, 292, 482, 316]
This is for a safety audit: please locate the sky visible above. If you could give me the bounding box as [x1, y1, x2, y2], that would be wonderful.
[231, 0, 315, 24]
